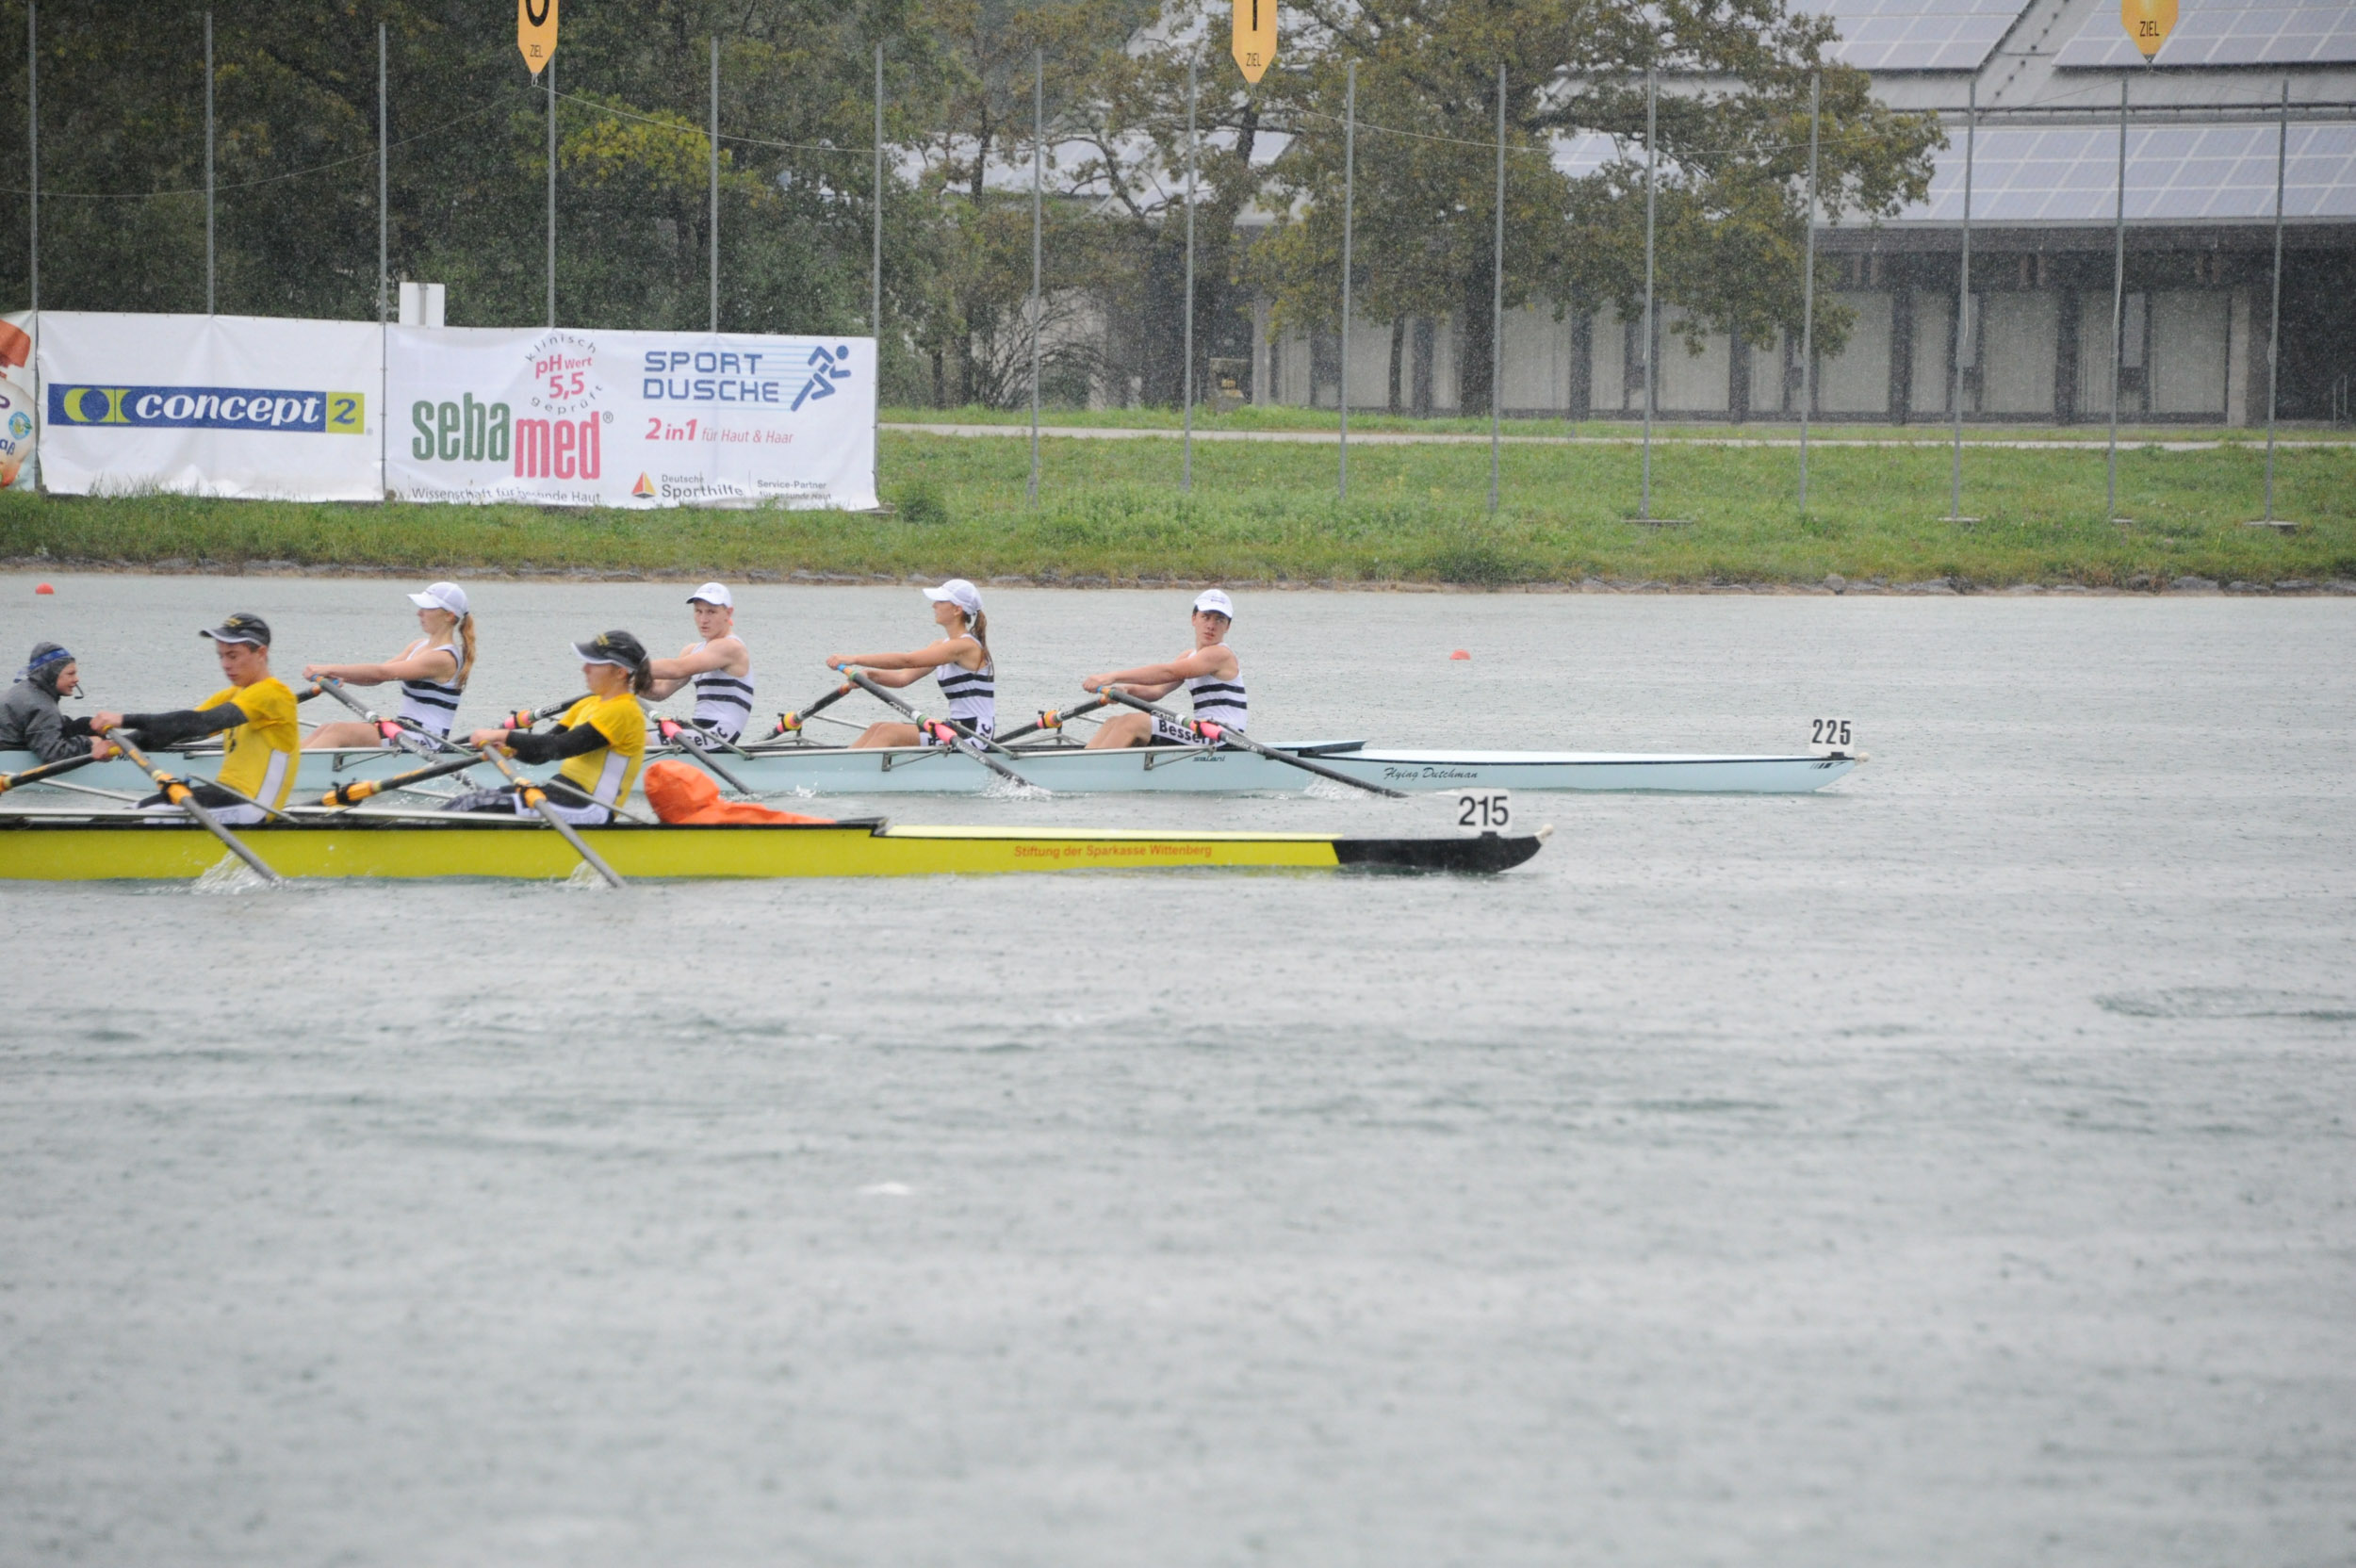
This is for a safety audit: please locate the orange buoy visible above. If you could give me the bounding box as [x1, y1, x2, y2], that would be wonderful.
[34, 582, 54, 595]
[1448, 648, 1469, 661]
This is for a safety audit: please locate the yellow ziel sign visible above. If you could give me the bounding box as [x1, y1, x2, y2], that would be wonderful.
[1233, 0, 1275, 83]
[2121, 0, 2176, 58]
[519, 0, 559, 77]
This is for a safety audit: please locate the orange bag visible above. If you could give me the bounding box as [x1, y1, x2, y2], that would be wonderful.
[641, 760, 835, 825]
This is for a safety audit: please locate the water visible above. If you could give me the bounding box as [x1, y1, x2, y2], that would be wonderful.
[4, 577, 2352, 1566]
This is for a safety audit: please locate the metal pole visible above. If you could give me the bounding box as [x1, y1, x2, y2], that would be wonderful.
[2263, 77, 2286, 521]
[1798, 72, 1819, 511]
[377, 23, 387, 326]
[25, 0, 36, 467]
[1027, 48, 1042, 508]
[546, 57, 557, 329]
[709, 37, 719, 333]
[205, 11, 215, 313]
[1640, 67, 1657, 519]
[873, 42, 884, 505]
[1950, 77, 1972, 519]
[1489, 62, 1505, 513]
[2106, 76, 2127, 518]
[1182, 57, 1197, 493]
[1340, 59, 1355, 501]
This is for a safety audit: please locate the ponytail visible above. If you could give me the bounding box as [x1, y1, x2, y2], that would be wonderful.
[629, 651, 655, 696]
[967, 608, 989, 651]
[454, 612, 477, 688]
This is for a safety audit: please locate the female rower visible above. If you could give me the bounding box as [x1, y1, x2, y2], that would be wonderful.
[301, 581, 477, 747]
[1081, 588, 1247, 748]
[646, 581, 754, 743]
[455, 630, 650, 825]
[93, 612, 302, 824]
[824, 579, 994, 749]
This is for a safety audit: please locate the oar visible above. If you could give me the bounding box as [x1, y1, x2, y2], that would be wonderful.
[1095, 688, 1406, 799]
[655, 717, 752, 793]
[841, 670, 1043, 792]
[766, 680, 855, 739]
[0, 750, 106, 795]
[470, 741, 626, 889]
[94, 725, 284, 884]
[319, 750, 490, 808]
[992, 695, 1111, 746]
[503, 694, 589, 732]
[310, 674, 466, 756]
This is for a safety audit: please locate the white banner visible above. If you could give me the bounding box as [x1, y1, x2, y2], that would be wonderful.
[385, 325, 876, 510]
[33, 312, 382, 501]
[1, 311, 35, 493]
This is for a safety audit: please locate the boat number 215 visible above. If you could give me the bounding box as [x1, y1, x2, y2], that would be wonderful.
[1454, 791, 1512, 833]
[1810, 718, 1853, 749]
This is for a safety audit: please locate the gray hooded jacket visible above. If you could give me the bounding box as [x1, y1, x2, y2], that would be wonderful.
[0, 677, 94, 763]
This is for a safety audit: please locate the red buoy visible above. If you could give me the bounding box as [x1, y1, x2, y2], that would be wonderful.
[34, 582, 54, 595]
[1448, 648, 1470, 661]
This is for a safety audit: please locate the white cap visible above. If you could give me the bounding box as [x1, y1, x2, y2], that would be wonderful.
[408, 581, 469, 617]
[1193, 588, 1235, 619]
[686, 581, 733, 608]
[924, 578, 984, 620]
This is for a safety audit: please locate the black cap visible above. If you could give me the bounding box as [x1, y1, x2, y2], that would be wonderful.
[570, 629, 647, 668]
[199, 612, 272, 648]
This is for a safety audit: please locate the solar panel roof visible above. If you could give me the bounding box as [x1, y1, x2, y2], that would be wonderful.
[2054, 0, 2356, 69]
[1791, 0, 2032, 73]
[1898, 122, 2356, 222]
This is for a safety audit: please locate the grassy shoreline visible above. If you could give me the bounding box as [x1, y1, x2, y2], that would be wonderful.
[4, 429, 2351, 590]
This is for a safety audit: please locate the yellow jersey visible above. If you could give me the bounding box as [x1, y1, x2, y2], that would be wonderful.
[202, 678, 301, 808]
[553, 693, 646, 809]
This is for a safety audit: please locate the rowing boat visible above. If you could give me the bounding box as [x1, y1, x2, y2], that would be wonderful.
[0, 811, 1546, 880]
[1, 740, 1858, 797]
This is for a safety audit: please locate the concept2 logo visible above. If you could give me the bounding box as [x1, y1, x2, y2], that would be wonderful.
[47, 385, 366, 433]
[792, 345, 853, 411]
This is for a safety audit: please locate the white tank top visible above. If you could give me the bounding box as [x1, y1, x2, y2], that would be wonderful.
[933, 639, 994, 728]
[1186, 657, 1247, 730]
[688, 638, 755, 739]
[394, 639, 465, 735]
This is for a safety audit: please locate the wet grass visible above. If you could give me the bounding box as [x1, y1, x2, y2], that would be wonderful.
[3, 430, 2351, 588]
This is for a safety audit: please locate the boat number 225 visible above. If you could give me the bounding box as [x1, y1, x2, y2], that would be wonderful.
[1810, 718, 1853, 749]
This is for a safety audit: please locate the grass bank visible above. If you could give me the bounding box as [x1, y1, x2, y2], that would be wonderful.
[3, 430, 2351, 588]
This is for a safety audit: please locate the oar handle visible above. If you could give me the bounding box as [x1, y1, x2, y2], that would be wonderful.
[95, 725, 284, 884]
[0, 750, 103, 794]
[319, 749, 485, 807]
[844, 672, 1041, 792]
[993, 695, 1111, 745]
[770, 681, 854, 737]
[1096, 688, 1405, 798]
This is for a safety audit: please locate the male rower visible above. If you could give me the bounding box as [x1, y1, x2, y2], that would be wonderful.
[2, 643, 111, 761]
[1080, 588, 1248, 748]
[92, 613, 302, 824]
[646, 581, 755, 744]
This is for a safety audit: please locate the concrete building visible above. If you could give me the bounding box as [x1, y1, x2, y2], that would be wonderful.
[1253, 0, 2356, 424]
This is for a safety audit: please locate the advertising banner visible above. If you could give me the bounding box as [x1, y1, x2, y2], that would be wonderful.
[385, 325, 876, 511]
[33, 312, 382, 501]
[0, 312, 34, 493]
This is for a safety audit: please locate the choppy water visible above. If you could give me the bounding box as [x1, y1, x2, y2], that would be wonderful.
[4, 576, 2352, 1566]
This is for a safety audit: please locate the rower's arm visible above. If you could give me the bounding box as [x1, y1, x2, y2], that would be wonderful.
[114, 703, 246, 748]
[827, 637, 975, 675]
[1084, 646, 1233, 695]
[647, 640, 740, 700]
[303, 648, 458, 687]
[501, 724, 606, 764]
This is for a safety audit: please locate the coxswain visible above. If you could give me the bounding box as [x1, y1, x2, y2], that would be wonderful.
[301, 581, 478, 747]
[455, 630, 651, 825]
[1, 642, 110, 762]
[646, 581, 755, 745]
[91, 613, 301, 824]
[1080, 588, 1247, 748]
[824, 579, 995, 749]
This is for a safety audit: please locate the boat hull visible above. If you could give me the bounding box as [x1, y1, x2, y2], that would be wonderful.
[0, 816, 1545, 880]
[1, 743, 1857, 797]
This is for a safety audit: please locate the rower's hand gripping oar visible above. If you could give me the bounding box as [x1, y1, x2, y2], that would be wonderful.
[470, 740, 626, 889]
[654, 717, 753, 793]
[309, 674, 466, 756]
[503, 694, 590, 733]
[768, 679, 855, 739]
[1094, 688, 1407, 799]
[991, 694, 1111, 746]
[92, 723, 285, 884]
[841, 670, 1044, 792]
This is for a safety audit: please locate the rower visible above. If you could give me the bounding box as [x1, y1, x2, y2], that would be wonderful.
[456, 630, 651, 825]
[1, 643, 111, 762]
[646, 581, 754, 745]
[301, 581, 478, 748]
[91, 613, 301, 824]
[1081, 588, 1246, 749]
[824, 579, 994, 750]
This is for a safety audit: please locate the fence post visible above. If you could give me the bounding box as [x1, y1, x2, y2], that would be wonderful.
[1488, 62, 1504, 514]
[1339, 58, 1355, 502]
[1183, 56, 1197, 493]
[2106, 77, 2127, 519]
[205, 11, 215, 313]
[1640, 67, 1656, 520]
[709, 37, 719, 333]
[1027, 47, 1042, 508]
[25, 0, 35, 469]
[2263, 77, 2286, 523]
[874, 41, 884, 504]
[546, 56, 557, 329]
[1798, 71, 1819, 512]
[1950, 77, 1972, 520]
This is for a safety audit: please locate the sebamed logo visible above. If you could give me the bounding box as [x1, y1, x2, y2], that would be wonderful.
[48, 385, 366, 433]
[411, 393, 512, 462]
